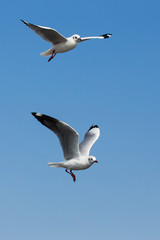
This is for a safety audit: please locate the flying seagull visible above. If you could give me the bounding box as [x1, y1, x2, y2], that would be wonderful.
[32, 112, 100, 182]
[21, 19, 112, 62]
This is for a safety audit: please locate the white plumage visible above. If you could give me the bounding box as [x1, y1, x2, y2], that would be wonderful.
[32, 112, 100, 182]
[21, 19, 112, 62]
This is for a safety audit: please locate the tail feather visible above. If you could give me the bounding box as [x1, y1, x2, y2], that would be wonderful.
[48, 162, 64, 168]
[40, 47, 54, 57]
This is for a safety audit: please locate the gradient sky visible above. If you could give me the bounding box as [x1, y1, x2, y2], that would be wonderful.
[0, 0, 160, 239]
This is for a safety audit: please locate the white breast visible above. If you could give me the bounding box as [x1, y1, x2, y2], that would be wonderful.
[63, 157, 91, 171]
[54, 39, 77, 53]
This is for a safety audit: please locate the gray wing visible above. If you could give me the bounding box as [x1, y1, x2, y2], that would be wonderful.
[80, 33, 112, 42]
[32, 113, 80, 160]
[79, 125, 100, 156]
[21, 19, 67, 44]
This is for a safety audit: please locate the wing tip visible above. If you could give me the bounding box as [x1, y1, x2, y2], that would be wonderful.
[31, 112, 46, 126]
[20, 19, 29, 26]
[88, 124, 99, 132]
[31, 112, 43, 120]
[101, 33, 112, 38]
[31, 112, 37, 117]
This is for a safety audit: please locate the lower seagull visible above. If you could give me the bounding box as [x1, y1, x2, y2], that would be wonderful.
[32, 112, 100, 182]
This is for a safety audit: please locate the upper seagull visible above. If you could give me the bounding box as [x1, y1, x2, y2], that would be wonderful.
[21, 19, 112, 62]
[32, 112, 100, 182]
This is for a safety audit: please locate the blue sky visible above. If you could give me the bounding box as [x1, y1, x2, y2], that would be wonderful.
[0, 0, 160, 239]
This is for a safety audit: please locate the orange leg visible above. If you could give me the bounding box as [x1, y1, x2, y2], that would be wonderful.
[65, 169, 76, 182]
[48, 51, 56, 62]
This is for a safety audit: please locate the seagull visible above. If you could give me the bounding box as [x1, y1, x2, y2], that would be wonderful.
[21, 19, 112, 62]
[32, 112, 100, 182]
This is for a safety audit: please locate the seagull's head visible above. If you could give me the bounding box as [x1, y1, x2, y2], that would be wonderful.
[88, 156, 98, 165]
[72, 34, 81, 42]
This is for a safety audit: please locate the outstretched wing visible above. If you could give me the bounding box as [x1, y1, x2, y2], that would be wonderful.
[32, 113, 80, 160]
[79, 125, 100, 156]
[21, 19, 67, 44]
[80, 33, 112, 42]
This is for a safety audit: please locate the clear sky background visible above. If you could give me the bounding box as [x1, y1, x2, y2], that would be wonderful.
[0, 0, 160, 239]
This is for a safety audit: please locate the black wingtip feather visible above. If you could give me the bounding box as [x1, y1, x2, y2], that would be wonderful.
[20, 19, 29, 26]
[31, 112, 41, 121]
[31, 112, 37, 117]
[101, 33, 112, 38]
[88, 124, 99, 132]
[31, 112, 45, 125]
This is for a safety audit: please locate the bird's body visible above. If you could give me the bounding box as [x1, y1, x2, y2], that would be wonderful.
[41, 38, 77, 57]
[54, 37, 78, 53]
[41, 37, 77, 56]
[32, 112, 100, 182]
[49, 156, 94, 170]
[21, 19, 112, 61]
